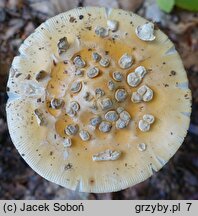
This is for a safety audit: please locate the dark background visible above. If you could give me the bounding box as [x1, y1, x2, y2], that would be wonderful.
[0, 0, 198, 200]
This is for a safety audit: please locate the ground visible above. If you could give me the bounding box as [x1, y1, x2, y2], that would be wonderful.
[0, 0, 198, 200]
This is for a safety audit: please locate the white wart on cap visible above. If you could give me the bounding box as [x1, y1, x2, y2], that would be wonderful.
[6, 7, 191, 193]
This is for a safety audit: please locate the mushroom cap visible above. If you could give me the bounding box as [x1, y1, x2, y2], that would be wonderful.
[6, 7, 191, 193]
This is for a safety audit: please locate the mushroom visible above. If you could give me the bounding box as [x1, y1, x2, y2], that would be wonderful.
[6, 7, 191, 193]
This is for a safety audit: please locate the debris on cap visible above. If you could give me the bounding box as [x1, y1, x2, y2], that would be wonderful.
[99, 57, 110, 67]
[113, 71, 123, 82]
[138, 143, 147, 152]
[90, 115, 102, 127]
[63, 138, 72, 147]
[92, 52, 101, 62]
[107, 80, 116, 91]
[135, 22, 156, 41]
[65, 124, 79, 136]
[35, 70, 48, 81]
[79, 130, 90, 141]
[99, 121, 112, 133]
[107, 20, 118, 32]
[95, 26, 109, 37]
[92, 149, 121, 161]
[115, 88, 127, 102]
[70, 81, 82, 93]
[138, 114, 155, 132]
[87, 67, 100, 78]
[99, 97, 113, 110]
[34, 109, 47, 126]
[131, 85, 153, 103]
[73, 56, 86, 68]
[58, 37, 69, 54]
[51, 98, 64, 109]
[118, 53, 133, 69]
[105, 110, 119, 122]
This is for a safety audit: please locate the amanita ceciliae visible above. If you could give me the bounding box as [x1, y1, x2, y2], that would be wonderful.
[6, 7, 191, 193]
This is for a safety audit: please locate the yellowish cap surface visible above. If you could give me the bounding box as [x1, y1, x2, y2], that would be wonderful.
[6, 7, 191, 193]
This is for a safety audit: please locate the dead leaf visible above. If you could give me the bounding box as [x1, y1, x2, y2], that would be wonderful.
[118, 0, 143, 11]
[29, 0, 79, 17]
[84, 0, 118, 8]
[3, 19, 24, 40]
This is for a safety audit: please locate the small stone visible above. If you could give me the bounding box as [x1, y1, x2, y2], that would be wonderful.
[131, 92, 142, 103]
[99, 98, 113, 110]
[116, 118, 128, 129]
[107, 80, 115, 91]
[127, 72, 141, 87]
[116, 107, 124, 114]
[135, 66, 147, 78]
[115, 88, 127, 102]
[118, 53, 133, 69]
[63, 138, 72, 147]
[92, 149, 121, 161]
[120, 110, 131, 122]
[75, 69, 84, 76]
[79, 130, 90, 141]
[51, 98, 64, 109]
[95, 26, 109, 37]
[143, 114, 155, 124]
[95, 88, 105, 98]
[135, 22, 155, 41]
[99, 57, 110, 67]
[99, 121, 112, 133]
[105, 110, 119, 122]
[107, 20, 118, 32]
[65, 124, 79, 135]
[92, 52, 101, 62]
[70, 101, 80, 112]
[90, 116, 102, 127]
[87, 67, 100, 78]
[138, 120, 150, 132]
[58, 37, 69, 54]
[113, 71, 123, 82]
[70, 81, 82, 93]
[73, 56, 86, 68]
[35, 70, 48, 81]
[138, 143, 147, 152]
